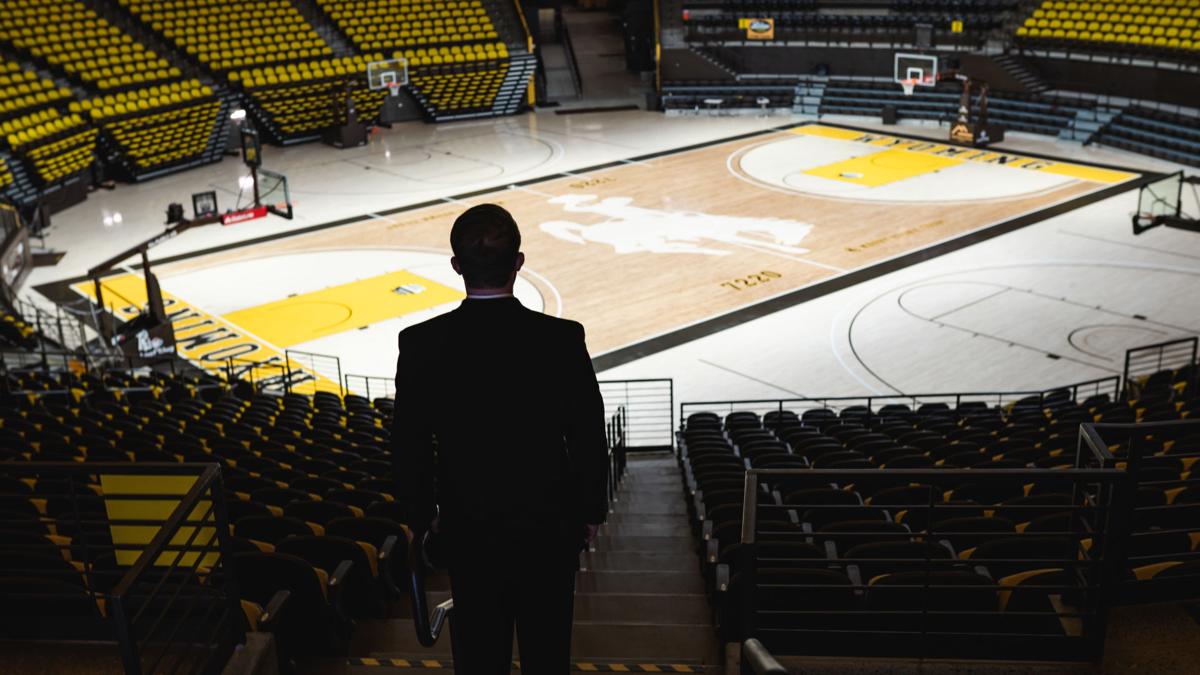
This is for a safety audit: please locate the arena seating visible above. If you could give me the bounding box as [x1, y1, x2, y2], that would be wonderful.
[0, 2, 229, 184]
[0, 353, 407, 663]
[0, 0, 181, 91]
[660, 80, 799, 113]
[1, 109, 97, 187]
[315, 0, 537, 121]
[70, 81, 230, 177]
[0, 156, 12, 193]
[117, 0, 334, 72]
[1017, 0, 1200, 54]
[663, 77, 1097, 140]
[0, 57, 96, 190]
[682, 0, 1018, 45]
[315, 0, 502, 52]
[0, 311, 38, 350]
[1093, 106, 1200, 166]
[0, 61, 73, 120]
[229, 55, 390, 143]
[815, 79, 1093, 136]
[679, 361, 1199, 647]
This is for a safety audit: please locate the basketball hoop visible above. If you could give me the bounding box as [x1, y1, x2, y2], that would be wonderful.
[368, 58, 409, 97]
[900, 78, 918, 97]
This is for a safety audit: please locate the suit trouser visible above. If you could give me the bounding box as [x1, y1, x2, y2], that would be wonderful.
[446, 528, 579, 675]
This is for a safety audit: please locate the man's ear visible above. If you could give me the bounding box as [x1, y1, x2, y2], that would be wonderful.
[450, 256, 462, 276]
[514, 252, 525, 272]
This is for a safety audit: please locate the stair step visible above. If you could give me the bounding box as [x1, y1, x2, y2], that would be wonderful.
[603, 513, 687, 526]
[600, 523, 692, 537]
[581, 550, 698, 572]
[591, 534, 696, 552]
[609, 502, 688, 516]
[310, 659, 724, 674]
[355, 619, 717, 662]
[577, 570, 705, 594]
[574, 591, 712, 624]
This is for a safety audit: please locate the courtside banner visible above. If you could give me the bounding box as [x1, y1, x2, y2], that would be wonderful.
[222, 206, 268, 225]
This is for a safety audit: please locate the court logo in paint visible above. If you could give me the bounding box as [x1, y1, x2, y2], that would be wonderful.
[539, 194, 814, 256]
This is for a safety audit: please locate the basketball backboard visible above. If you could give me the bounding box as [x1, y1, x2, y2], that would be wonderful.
[257, 167, 293, 220]
[368, 58, 409, 94]
[894, 53, 938, 92]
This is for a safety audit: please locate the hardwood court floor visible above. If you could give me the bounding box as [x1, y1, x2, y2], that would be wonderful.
[69, 122, 1143, 382]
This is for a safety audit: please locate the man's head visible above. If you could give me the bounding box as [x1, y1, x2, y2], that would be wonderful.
[450, 204, 524, 291]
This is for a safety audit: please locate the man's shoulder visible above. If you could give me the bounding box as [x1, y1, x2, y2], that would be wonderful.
[524, 309, 585, 339]
[398, 310, 456, 345]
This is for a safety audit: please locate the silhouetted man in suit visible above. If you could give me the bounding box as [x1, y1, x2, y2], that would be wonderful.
[392, 204, 609, 674]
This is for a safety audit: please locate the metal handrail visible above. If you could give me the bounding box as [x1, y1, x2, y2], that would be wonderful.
[733, 465, 1134, 660]
[741, 638, 787, 675]
[560, 17, 583, 98]
[680, 375, 1121, 421]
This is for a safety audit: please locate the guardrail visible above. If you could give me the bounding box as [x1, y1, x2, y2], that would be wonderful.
[607, 405, 627, 503]
[1121, 336, 1197, 400]
[599, 378, 674, 450]
[680, 376, 1121, 425]
[344, 373, 396, 401]
[1080, 420, 1200, 603]
[284, 349, 344, 396]
[221, 357, 290, 394]
[0, 462, 245, 675]
[733, 465, 1133, 661]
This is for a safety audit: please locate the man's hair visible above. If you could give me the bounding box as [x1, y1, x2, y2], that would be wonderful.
[450, 204, 521, 288]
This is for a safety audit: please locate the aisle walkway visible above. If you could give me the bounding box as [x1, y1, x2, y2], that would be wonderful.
[307, 452, 720, 673]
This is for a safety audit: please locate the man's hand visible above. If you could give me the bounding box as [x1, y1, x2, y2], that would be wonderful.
[583, 523, 601, 546]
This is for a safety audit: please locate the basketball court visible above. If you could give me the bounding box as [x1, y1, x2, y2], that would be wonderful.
[46, 121, 1147, 390]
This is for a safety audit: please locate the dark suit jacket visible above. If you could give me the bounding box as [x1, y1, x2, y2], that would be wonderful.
[391, 297, 609, 540]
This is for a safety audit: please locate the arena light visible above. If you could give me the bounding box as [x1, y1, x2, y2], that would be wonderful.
[230, 109, 247, 121]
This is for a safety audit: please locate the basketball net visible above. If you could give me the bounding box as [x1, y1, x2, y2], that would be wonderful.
[900, 78, 918, 97]
[387, 82, 402, 97]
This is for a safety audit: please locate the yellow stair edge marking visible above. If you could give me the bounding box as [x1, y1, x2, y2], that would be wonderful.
[348, 659, 699, 671]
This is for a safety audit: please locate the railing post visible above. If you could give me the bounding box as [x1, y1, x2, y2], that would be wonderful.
[739, 470, 760, 642]
[109, 595, 142, 675]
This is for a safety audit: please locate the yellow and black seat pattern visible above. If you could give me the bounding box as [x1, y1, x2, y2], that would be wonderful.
[408, 63, 510, 117]
[0, 0, 180, 91]
[1, 109, 97, 186]
[71, 81, 227, 176]
[316, 0, 502, 52]
[1017, 0, 1200, 52]
[231, 55, 390, 143]
[316, 0, 533, 120]
[119, 0, 335, 73]
[0, 61, 73, 121]
[0, 156, 13, 192]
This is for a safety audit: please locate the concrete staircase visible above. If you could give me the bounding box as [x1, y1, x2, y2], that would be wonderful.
[689, 47, 740, 80]
[1060, 105, 1122, 143]
[289, 0, 357, 58]
[992, 53, 1051, 94]
[302, 452, 720, 673]
[794, 81, 826, 117]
